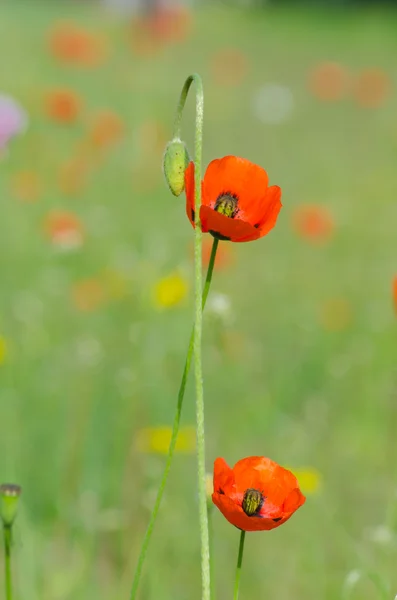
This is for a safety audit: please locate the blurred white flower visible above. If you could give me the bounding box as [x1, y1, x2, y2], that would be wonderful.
[75, 336, 103, 367]
[365, 524, 393, 545]
[344, 569, 361, 588]
[206, 292, 233, 324]
[252, 83, 294, 125]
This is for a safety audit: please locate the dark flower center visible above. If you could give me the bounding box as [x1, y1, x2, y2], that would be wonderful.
[242, 488, 265, 517]
[214, 193, 238, 219]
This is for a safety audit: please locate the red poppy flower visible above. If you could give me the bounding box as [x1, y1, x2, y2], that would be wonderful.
[185, 157, 281, 243]
[212, 456, 305, 532]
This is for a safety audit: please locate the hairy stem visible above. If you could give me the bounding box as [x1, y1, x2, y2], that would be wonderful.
[129, 233, 218, 598]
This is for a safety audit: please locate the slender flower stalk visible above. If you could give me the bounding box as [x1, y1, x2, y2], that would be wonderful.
[1, 484, 22, 600]
[189, 74, 211, 600]
[130, 74, 215, 600]
[208, 506, 216, 600]
[233, 530, 246, 600]
[129, 239, 217, 599]
[3, 526, 12, 600]
[130, 73, 211, 600]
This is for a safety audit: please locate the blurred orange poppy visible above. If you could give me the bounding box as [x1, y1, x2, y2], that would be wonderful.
[185, 156, 282, 243]
[148, 5, 192, 43]
[44, 211, 84, 249]
[48, 22, 106, 67]
[308, 62, 350, 102]
[130, 5, 191, 56]
[292, 205, 334, 242]
[212, 456, 306, 532]
[392, 276, 397, 312]
[211, 48, 248, 87]
[89, 110, 124, 149]
[353, 69, 391, 108]
[45, 89, 82, 123]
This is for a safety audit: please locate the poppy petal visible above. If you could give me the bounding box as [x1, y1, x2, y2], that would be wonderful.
[213, 457, 235, 495]
[255, 185, 282, 237]
[200, 206, 260, 242]
[184, 161, 195, 226]
[212, 492, 285, 532]
[232, 456, 277, 492]
[202, 156, 269, 222]
[282, 488, 306, 513]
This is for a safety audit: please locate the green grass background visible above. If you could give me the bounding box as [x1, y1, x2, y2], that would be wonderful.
[1, 1, 397, 598]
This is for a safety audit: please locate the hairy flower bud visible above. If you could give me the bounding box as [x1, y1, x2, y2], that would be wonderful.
[163, 138, 190, 197]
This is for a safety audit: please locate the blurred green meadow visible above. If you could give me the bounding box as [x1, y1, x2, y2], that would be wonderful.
[1, 1, 397, 598]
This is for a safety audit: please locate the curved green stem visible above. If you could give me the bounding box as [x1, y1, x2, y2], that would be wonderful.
[3, 526, 12, 600]
[129, 237, 218, 600]
[233, 531, 246, 600]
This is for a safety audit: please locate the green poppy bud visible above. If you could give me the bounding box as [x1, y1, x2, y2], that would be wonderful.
[0, 484, 22, 527]
[163, 138, 190, 197]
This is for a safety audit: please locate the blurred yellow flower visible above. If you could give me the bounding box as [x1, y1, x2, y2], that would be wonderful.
[135, 425, 196, 454]
[287, 466, 322, 495]
[0, 336, 8, 365]
[153, 272, 189, 309]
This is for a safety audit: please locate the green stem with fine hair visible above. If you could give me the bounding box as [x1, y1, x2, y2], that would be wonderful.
[233, 530, 246, 600]
[208, 506, 216, 600]
[190, 73, 211, 600]
[3, 525, 12, 600]
[130, 73, 211, 600]
[129, 204, 217, 600]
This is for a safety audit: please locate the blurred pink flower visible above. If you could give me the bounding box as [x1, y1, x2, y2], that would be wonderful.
[0, 94, 28, 150]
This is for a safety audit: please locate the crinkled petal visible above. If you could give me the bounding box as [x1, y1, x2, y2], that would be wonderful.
[200, 206, 260, 242]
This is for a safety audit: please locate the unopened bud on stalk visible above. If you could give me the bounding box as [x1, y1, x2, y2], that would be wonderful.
[163, 138, 190, 196]
[0, 484, 22, 527]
